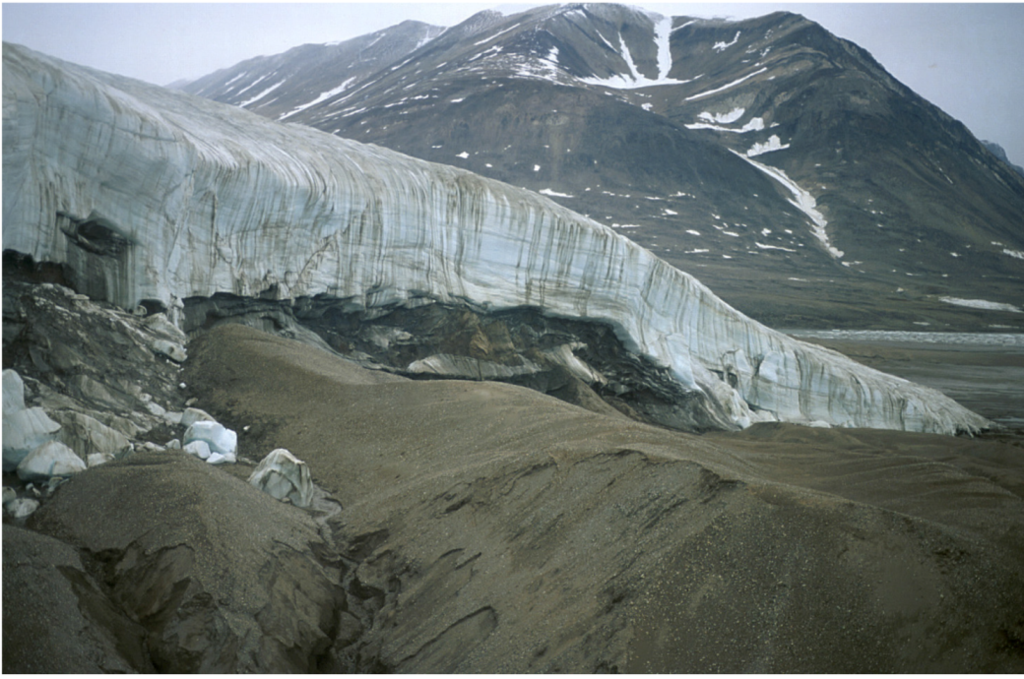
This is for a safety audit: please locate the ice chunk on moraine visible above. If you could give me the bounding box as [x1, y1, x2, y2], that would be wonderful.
[3, 407, 62, 471]
[248, 448, 313, 508]
[184, 421, 237, 464]
[3, 369, 26, 414]
[5, 497, 40, 519]
[16, 441, 87, 482]
[183, 439, 212, 460]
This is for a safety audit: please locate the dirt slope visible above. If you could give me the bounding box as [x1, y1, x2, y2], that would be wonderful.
[180, 324, 1024, 672]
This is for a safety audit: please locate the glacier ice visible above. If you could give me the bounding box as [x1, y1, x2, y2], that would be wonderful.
[16, 440, 87, 482]
[1, 43, 990, 434]
[183, 421, 237, 460]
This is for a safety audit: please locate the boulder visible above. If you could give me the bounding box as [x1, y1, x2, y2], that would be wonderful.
[143, 312, 188, 344]
[3, 406, 62, 471]
[180, 406, 217, 428]
[249, 448, 314, 508]
[52, 410, 132, 458]
[16, 440, 87, 482]
[151, 338, 187, 363]
[69, 374, 130, 411]
[184, 420, 236, 457]
[2, 486, 16, 504]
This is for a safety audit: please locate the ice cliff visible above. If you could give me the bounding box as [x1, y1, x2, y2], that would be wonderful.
[2, 43, 989, 434]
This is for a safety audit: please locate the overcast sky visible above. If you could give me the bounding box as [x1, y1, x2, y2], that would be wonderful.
[4, 2, 1023, 164]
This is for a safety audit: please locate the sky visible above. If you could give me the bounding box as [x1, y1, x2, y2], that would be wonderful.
[3, 2, 1023, 164]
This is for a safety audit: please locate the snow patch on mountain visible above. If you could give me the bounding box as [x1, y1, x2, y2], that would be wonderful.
[654, 16, 674, 79]
[686, 115, 765, 133]
[713, 31, 741, 52]
[699, 108, 745, 124]
[279, 77, 357, 121]
[239, 80, 284, 107]
[733, 151, 843, 259]
[939, 297, 1022, 313]
[686, 67, 767, 100]
[746, 135, 790, 156]
[580, 15, 694, 90]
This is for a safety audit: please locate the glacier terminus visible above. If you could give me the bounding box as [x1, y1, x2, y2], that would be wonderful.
[2, 42, 989, 435]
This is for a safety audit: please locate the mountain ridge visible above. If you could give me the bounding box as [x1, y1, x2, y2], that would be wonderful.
[182, 3, 1024, 331]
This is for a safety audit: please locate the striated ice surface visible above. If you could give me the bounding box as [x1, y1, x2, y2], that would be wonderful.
[1, 43, 989, 434]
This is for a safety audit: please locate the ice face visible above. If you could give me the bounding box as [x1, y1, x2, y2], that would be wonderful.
[2, 43, 989, 434]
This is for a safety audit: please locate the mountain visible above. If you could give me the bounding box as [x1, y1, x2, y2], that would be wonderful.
[3, 42, 987, 435]
[183, 3, 1024, 331]
[983, 140, 1024, 179]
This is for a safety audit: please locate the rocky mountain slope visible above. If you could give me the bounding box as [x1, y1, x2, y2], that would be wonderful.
[3, 42, 988, 434]
[184, 3, 1024, 330]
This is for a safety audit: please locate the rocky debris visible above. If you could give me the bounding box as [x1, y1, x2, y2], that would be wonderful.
[51, 409, 132, 458]
[2, 270, 194, 522]
[2, 270, 186, 437]
[249, 448, 314, 508]
[3, 279, 1024, 672]
[16, 440, 87, 482]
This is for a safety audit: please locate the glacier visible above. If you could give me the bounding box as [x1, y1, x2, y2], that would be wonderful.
[2, 43, 989, 434]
